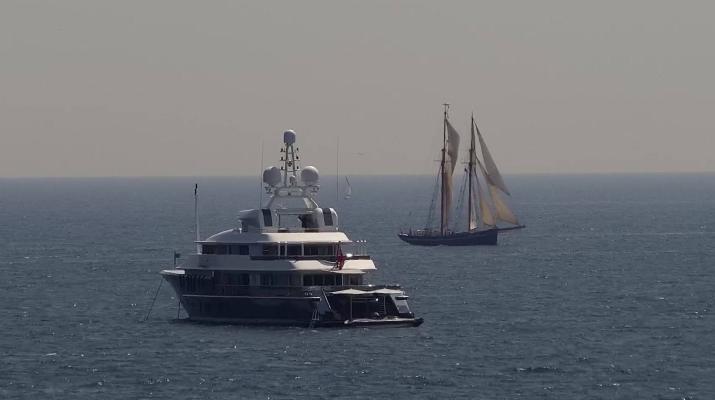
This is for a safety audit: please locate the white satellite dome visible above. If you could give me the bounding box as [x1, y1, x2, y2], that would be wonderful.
[283, 130, 296, 145]
[300, 166, 319, 186]
[262, 166, 282, 187]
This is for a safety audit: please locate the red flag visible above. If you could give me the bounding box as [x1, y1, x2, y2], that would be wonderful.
[335, 241, 346, 270]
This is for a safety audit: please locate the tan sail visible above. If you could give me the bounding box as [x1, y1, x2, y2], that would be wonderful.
[445, 120, 461, 174]
[474, 120, 510, 195]
[474, 158, 496, 228]
[489, 183, 519, 225]
[441, 120, 460, 232]
[477, 179, 496, 227]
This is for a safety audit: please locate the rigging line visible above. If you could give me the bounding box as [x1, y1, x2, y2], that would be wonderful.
[176, 295, 181, 320]
[143, 277, 164, 322]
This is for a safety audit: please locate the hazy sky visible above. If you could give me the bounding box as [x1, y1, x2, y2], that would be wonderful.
[1, 1, 713, 177]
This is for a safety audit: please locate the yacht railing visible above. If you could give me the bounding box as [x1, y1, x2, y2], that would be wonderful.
[209, 284, 402, 297]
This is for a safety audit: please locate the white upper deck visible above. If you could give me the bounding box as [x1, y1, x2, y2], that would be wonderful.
[201, 229, 351, 244]
[179, 130, 373, 273]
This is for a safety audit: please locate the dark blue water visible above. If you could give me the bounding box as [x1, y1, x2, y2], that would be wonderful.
[1, 174, 714, 399]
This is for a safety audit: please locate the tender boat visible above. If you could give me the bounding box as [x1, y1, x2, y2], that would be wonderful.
[398, 104, 524, 246]
[161, 130, 423, 327]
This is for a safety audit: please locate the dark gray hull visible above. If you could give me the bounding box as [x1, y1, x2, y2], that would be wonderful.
[398, 228, 499, 246]
[162, 272, 422, 328]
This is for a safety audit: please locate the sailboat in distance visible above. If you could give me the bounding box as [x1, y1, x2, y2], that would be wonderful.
[398, 105, 524, 246]
[344, 176, 352, 200]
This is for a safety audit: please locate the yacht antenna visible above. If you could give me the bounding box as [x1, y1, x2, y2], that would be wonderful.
[336, 136, 340, 204]
[194, 183, 200, 253]
[259, 139, 264, 208]
[282, 130, 298, 186]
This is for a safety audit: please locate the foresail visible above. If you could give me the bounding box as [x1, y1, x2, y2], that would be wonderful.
[477, 179, 496, 227]
[474, 120, 510, 195]
[489, 184, 519, 225]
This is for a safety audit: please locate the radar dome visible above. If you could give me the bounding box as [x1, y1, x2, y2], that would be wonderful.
[300, 166, 319, 186]
[262, 166, 282, 186]
[283, 130, 296, 145]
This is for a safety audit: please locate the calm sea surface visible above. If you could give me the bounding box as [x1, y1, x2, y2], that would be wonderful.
[1, 174, 714, 399]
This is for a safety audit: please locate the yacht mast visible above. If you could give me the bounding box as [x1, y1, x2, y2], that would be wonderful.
[281, 131, 298, 186]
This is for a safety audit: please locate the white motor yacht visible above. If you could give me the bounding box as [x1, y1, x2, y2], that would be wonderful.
[161, 130, 423, 327]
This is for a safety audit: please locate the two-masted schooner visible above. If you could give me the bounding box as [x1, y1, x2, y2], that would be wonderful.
[398, 105, 524, 246]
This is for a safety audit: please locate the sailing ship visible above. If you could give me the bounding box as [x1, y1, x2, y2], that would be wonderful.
[398, 105, 524, 246]
[344, 176, 352, 199]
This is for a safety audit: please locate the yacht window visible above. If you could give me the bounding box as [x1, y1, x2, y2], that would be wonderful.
[262, 244, 278, 256]
[324, 274, 335, 286]
[299, 214, 318, 229]
[215, 245, 228, 255]
[260, 273, 275, 286]
[202, 245, 215, 254]
[348, 276, 361, 285]
[286, 245, 301, 256]
[303, 245, 334, 256]
[303, 275, 313, 286]
[262, 209, 273, 227]
[302, 274, 342, 286]
[220, 272, 250, 285]
[229, 245, 249, 255]
[275, 274, 290, 286]
[322, 208, 333, 226]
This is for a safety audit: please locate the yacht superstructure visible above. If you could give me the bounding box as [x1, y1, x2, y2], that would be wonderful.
[161, 131, 422, 327]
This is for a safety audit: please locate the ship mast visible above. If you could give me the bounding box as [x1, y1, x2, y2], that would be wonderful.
[467, 113, 475, 231]
[440, 103, 449, 235]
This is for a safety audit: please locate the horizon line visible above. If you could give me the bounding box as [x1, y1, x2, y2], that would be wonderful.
[2, 171, 715, 180]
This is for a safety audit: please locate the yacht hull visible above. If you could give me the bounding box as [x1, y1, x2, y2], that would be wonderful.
[162, 273, 422, 328]
[397, 228, 498, 246]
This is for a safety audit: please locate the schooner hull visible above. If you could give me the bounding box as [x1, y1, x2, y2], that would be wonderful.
[397, 228, 498, 246]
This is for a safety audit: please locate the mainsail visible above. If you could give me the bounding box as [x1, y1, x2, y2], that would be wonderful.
[441, 119, 460, 233]
[474, 120, 510, 195]
[468, 174, 496, 229]
[468, 116, 497, 230]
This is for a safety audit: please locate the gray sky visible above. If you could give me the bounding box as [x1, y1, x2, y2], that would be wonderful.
[1, 0, 713, 177]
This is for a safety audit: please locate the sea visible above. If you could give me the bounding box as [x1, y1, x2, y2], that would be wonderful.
[1, 174, 714, 399]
